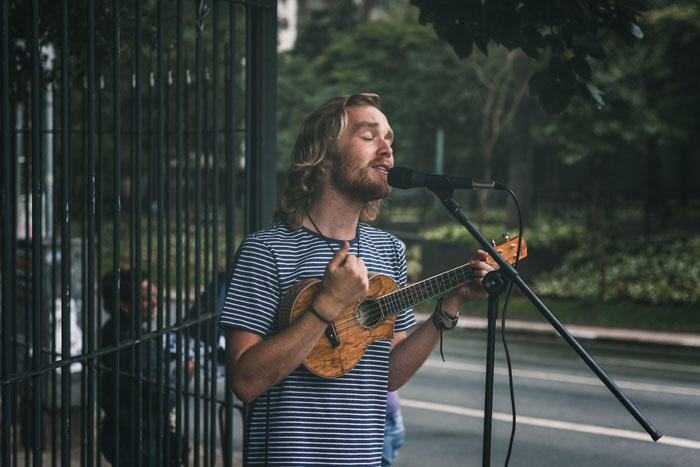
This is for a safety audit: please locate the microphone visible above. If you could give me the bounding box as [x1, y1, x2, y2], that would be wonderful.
[387, 166, 506, 191]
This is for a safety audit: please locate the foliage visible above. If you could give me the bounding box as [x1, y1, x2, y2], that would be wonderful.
[537, 3, 700, 159]
[420, 214, 586, 249]
[531, 2, 700, 235]
[533, 234, 700, 305]
[277, 12, 491, 177]
[410, 0, 647, 114]
[419, 216, 700, 305]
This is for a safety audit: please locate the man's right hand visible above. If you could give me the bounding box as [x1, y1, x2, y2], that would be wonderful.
[313, 242, 369, 321]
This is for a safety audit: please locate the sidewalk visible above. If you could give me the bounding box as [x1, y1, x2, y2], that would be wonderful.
[414, 313, 700, 348]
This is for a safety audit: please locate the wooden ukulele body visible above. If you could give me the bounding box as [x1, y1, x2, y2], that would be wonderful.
[278, 273, 399, 378]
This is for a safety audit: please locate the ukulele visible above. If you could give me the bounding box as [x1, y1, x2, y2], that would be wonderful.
[277, 236, 527, 378]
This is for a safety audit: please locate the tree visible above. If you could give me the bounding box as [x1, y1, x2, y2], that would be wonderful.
[535, 2, 700, 233]
[278, 13, 489, 183]
[410, 0, 646, 114]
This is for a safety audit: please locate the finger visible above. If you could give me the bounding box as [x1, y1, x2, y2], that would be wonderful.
[343, 254, 366, 271]
[327, 241, 350, 270]
[471, 249, 490, 261]
[473, 259, 497, 272]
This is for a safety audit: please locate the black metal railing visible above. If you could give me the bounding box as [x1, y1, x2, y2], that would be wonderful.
[1, 1, 277, 466]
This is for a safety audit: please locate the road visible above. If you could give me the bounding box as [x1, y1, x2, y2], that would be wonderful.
[395, 328, 700, 467]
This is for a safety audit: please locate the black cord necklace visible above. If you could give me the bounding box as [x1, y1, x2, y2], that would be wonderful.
[307, 212, 361, 258]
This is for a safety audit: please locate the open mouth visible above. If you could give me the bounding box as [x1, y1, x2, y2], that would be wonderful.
[372, 164, 391, 175]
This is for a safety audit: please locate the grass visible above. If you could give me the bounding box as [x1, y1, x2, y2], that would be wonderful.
[414, 296, 700, 333]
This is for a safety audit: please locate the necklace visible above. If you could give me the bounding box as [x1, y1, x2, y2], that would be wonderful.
[307, 213, 361, 258]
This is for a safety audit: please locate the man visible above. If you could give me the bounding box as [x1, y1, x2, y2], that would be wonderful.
[220, 93, 495, 464]
[100, 269, 191, 466]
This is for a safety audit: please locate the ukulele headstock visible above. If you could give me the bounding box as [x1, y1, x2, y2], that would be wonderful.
[485, 233, 527, 266]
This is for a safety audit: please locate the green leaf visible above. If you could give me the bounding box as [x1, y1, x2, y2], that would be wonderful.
[571, 57, 591, 81]
[626, 21, 644, 40]
[528, 69, 550, 96]
[539, 86, 572, 115]
[585, 82, 606, 108]
[520, 26, 544, 59]
[474, 37, 489, 56]
[444, 23, 474, 58]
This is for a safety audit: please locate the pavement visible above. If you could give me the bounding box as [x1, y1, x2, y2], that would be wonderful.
[414, 313, 700, 348]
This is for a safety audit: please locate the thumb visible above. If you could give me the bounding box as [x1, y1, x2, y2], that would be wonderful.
[327, 241, 350, 270]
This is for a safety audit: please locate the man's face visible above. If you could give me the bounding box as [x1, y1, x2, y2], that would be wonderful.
[140, 280, 157, 323]
[329, 105, 394, 202]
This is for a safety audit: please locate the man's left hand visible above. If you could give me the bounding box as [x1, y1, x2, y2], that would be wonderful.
[444, 250, 499, 312]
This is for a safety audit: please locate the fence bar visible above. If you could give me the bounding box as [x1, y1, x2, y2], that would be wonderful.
[175, 0, 186, 464]
[30, 0, 44, 463]
[1, 0, 15, 462]
[156, 0, 166, 464]
[194, 1, 204, 462]
[86, 1, 98, 465]
[210, 2, 221, 465]
[59, 0, 72, 464]
[201, 39, 211, 467]
[245, 0, 277, 233]
[112, 0, 124, 465]
[223, 4, 238, 466]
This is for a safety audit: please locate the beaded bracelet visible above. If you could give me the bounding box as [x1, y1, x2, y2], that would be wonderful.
[308, 306, 331, 325]
[439, 306, 458, 329]
[432, 298, 459, 361]
[432, 298, 458, 330]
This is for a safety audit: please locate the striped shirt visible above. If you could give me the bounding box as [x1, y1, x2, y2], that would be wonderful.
[220, 221, 415, 465]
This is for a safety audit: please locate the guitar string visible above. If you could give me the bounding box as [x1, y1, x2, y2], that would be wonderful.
[326, 271, 476, 335]
[327, 267, 476, 335]
[302, 217, 476, 335]
[304, 213, 501, 335]
[302, 233, 515, 335]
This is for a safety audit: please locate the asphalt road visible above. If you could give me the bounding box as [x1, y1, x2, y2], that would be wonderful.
[395, 328, 700, 467]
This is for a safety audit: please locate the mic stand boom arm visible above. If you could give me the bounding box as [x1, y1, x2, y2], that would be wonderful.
[427, 182, 662, 466]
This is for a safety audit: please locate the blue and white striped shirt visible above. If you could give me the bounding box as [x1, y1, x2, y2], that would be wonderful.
[220, 221, 415, 465]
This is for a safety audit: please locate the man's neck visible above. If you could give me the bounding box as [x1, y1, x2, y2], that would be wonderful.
[304, 194, 362, 241]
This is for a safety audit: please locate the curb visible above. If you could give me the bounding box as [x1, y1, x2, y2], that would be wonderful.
[414, 313, 700, 348]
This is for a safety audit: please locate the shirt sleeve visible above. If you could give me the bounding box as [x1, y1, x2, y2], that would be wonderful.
[219, 235, 281, 338]
[391, 236, 417, 332]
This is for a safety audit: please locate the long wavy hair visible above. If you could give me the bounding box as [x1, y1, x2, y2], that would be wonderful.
[275, 93, 386, 230]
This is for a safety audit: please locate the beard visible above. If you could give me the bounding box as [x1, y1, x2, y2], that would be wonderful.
[329, 153, 392, 203]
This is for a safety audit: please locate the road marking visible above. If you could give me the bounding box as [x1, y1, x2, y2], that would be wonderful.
[425, 359, 700, 397]
[401, 398, 700, 450]
[597, 357, 700, 375]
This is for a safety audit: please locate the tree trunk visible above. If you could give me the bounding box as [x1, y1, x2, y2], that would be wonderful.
[475, 51, 530, 221]
[507, 52, 534, 228]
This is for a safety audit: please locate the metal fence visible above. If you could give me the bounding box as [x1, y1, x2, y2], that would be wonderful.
[1, 0, 277, 465]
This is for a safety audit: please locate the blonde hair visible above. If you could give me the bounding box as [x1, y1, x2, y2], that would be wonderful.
[275, 93, 385, 229]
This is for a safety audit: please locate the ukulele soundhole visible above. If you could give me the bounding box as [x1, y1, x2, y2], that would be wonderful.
[353, 298, 383, 331]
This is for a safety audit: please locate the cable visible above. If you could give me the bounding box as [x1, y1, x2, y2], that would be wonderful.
[500, 186, 524, 467]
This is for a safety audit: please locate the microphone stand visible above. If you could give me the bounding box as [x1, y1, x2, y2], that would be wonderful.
[426, 182, 662, 467]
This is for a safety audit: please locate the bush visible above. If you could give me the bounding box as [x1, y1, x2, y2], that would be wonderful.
[533, 234, 700, 305]
[420, 218, 700, 306]
[420, 215, 586, 250]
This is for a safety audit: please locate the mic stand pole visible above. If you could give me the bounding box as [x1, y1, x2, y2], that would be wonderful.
[482, 270, 507, 467]
[427, 184, 662, 467]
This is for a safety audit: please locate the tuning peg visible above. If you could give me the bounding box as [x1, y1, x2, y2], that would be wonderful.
[502, 232, 510, 242]
[490, 238, 496, 247]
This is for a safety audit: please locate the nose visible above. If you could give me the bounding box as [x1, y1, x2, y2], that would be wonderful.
[378, 137, 393, 159]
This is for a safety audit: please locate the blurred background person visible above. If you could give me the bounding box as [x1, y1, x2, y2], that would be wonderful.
[99, 269, 192, 466]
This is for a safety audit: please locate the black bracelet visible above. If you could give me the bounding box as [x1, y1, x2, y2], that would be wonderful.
[432, 298, 458, 330]
[440, 306, 458, 330]
[308, 306, 331, 325]
[432, 298, 459, 362]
